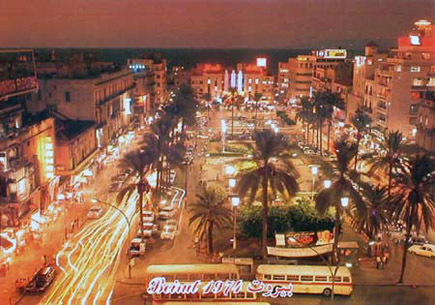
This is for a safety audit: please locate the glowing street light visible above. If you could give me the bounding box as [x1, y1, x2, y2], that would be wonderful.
[311, 165, 318, 200]
[341, 197, 349, 207]
[324, 180, 332, 189]
[225, 165, 236, 176]
[228, 178, 236, 188]
[231, 196, 240, 250]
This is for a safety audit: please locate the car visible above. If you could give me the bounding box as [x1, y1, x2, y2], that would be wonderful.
[170, 170, 177, 184]
[160, 224, 177, 240]
[139, 223, 158, 237]
[158, 206, 176, 220]
[142, 211, 155, 223]
[25, 265, 56, 292]
[408, 244, 435, 258]
[129, 238, 146, 257]
[304, 150, 315, 155]
[87, 206, 104, 219]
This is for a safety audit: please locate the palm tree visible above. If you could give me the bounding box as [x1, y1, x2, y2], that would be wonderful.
[224, 88, 244, 138]
[295, 96, 314, 144]
[390, 154, 435, 284]
[172, 85, 198, 134]
[163, 143, 186, 188]
[350, 184, 390, 241]
[351, 108, 372, 171]
[189, 187, 232, 254]
[117, 151, 153, 243]
[315, 140, 366, 264]
[237, 130, 299, 256]
[368, 130, 404, 194]
[314, 90, 345, 154]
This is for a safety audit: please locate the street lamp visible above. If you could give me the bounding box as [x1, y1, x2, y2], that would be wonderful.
[341, 197, 349, 208]
[311, 165, 318, 200]
[324, 180, 332, 189]
[225, 165, 236, 176]
[231, 196, 240, 250]
[221, 120, 227, 152]
[91, 198, 131, 244]
[228, 178, 236, 188]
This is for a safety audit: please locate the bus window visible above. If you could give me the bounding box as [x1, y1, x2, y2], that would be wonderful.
[315, 276, 327, 282]
[161, 294, 170, 300]
[263, 274, 272, 280]
[188, 273, 201, 281]
[203, 274, 214, 281]
[246, 292, 255, 299]
[287, 275, 299, 281]
[201, 292, 215, 299]
[216, 273, 227, 280]
[177, 274, 188, 281]
[272, 275, 285, 281]
[165, 275, 175, 281]
[230, 273, 238, 279]
[186, 293, 200, 299]
[329, 276, 342, 282]
[234, 292, 246, 299]
[301, 275, 313, 282]
[343, 277, 350, 283]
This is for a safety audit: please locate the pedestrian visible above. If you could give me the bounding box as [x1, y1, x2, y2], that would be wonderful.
[376, 256, 381, 269]
[382, 256, 387, 269]
[384, 252, 390, 264]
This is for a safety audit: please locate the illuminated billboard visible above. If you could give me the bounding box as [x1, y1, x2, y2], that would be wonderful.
[0, 49, 38, 101]
[317, 49, 347, 59]
[257, 57, 267, 67]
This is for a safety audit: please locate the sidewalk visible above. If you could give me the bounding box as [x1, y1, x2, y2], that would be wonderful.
[0, 161, 119, 305]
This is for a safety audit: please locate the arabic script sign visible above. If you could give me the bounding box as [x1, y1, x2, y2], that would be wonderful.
[267, 243, 333, 258]
[146, 277, 293, 298]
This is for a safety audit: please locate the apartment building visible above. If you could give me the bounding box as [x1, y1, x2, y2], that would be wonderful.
[190, 64, 225, 101]
[236, 63, 275, 101]
[371, 20, 435, 141]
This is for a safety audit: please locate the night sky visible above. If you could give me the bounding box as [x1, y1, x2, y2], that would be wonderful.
[2, 0, 434, 49]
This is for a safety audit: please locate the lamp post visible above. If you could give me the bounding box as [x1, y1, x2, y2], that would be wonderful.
[311, 166, 318, 200]
[221, 120, 227, 152]
[231, 196, 240, 250]
[288, 237, 337, 300]
[91, 198, 131, 244]
[324, 180, 331, 189]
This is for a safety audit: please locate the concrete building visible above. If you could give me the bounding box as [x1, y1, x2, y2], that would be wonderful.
[55, 119, 98, 177]
[371, 20, 435, 141]
[29, 66, 135, 148]
[236, 63, 275, 101]
[347, 42, 388, 123]
[190, 64, 225, 101]
[280, 49, 348, 101]
[416, 96, 435, 152]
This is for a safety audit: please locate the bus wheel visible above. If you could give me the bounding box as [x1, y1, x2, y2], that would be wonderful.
[323, 288, 332, 296]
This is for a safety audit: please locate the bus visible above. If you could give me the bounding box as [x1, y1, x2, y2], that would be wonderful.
[145, 264, 240, 283]
[156, 303, 271, 305]
[256, 265, 353, 297]
[151, 282, 261, 304]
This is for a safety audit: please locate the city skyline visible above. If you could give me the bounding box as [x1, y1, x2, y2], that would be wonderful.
[1, 0, 434, 49]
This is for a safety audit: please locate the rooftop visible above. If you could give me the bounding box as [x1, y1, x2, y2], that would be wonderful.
[56, 119, 95, 141]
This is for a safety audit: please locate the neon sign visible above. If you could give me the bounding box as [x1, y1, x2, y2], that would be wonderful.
[146, 277, 293, 298]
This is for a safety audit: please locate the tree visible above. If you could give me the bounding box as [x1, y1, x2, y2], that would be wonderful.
[237, 130, 299, 256]
[163, 143, 186, 188]
[295, 97, 314, 145]
[368, 130, 404, 194]
[390, 154, 435, 284]
[350, 184, 390, 241]
[224, 88, 244, 138]
[172, 85, 198, 133]
[351, 108, 372, 171]
[314, 90, 345, 154]
[315, 140, 366, 264]
[189, 186, 232, 254]
[117, 151, 152, 243]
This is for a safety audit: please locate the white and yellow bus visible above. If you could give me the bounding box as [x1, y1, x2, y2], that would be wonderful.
[151, 282, 261, 304]
[145, 264, 240, 283]
[160, 301, 270, 305]
[256, 264, 353, 297]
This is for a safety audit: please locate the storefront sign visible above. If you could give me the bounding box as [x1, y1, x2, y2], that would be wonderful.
[267, 244, 333, 258]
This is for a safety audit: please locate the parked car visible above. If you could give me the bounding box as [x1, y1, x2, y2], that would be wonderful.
[408, 244, 435, 258]
[142, 211, 155, 223]
[25, 265, 56, 293]
[129, 238, 146, 257]
[160, 224, 177, 240]
[158, 206, 176, 220]
[139, 223, 158, 237]
[87, 206, 104, 219]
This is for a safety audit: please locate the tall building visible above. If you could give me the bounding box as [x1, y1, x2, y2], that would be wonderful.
[29, 63, 135, 148]
[371, 20, 435, 141]
[347, 42, 388, 123]
[279, 49, 348, 101]
[236, 63, 275, 101]
[1, 50, 58, 226]
[190, 64, 225, 101]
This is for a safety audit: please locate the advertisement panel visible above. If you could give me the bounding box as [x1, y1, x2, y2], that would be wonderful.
[267, 244, 333, 258]
[0, 49, 38, 100]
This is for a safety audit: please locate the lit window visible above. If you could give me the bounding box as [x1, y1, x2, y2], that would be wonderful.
[395, 65, 402, 72]
[428, 77, 435, 86]
[410, 66, 421, 72]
